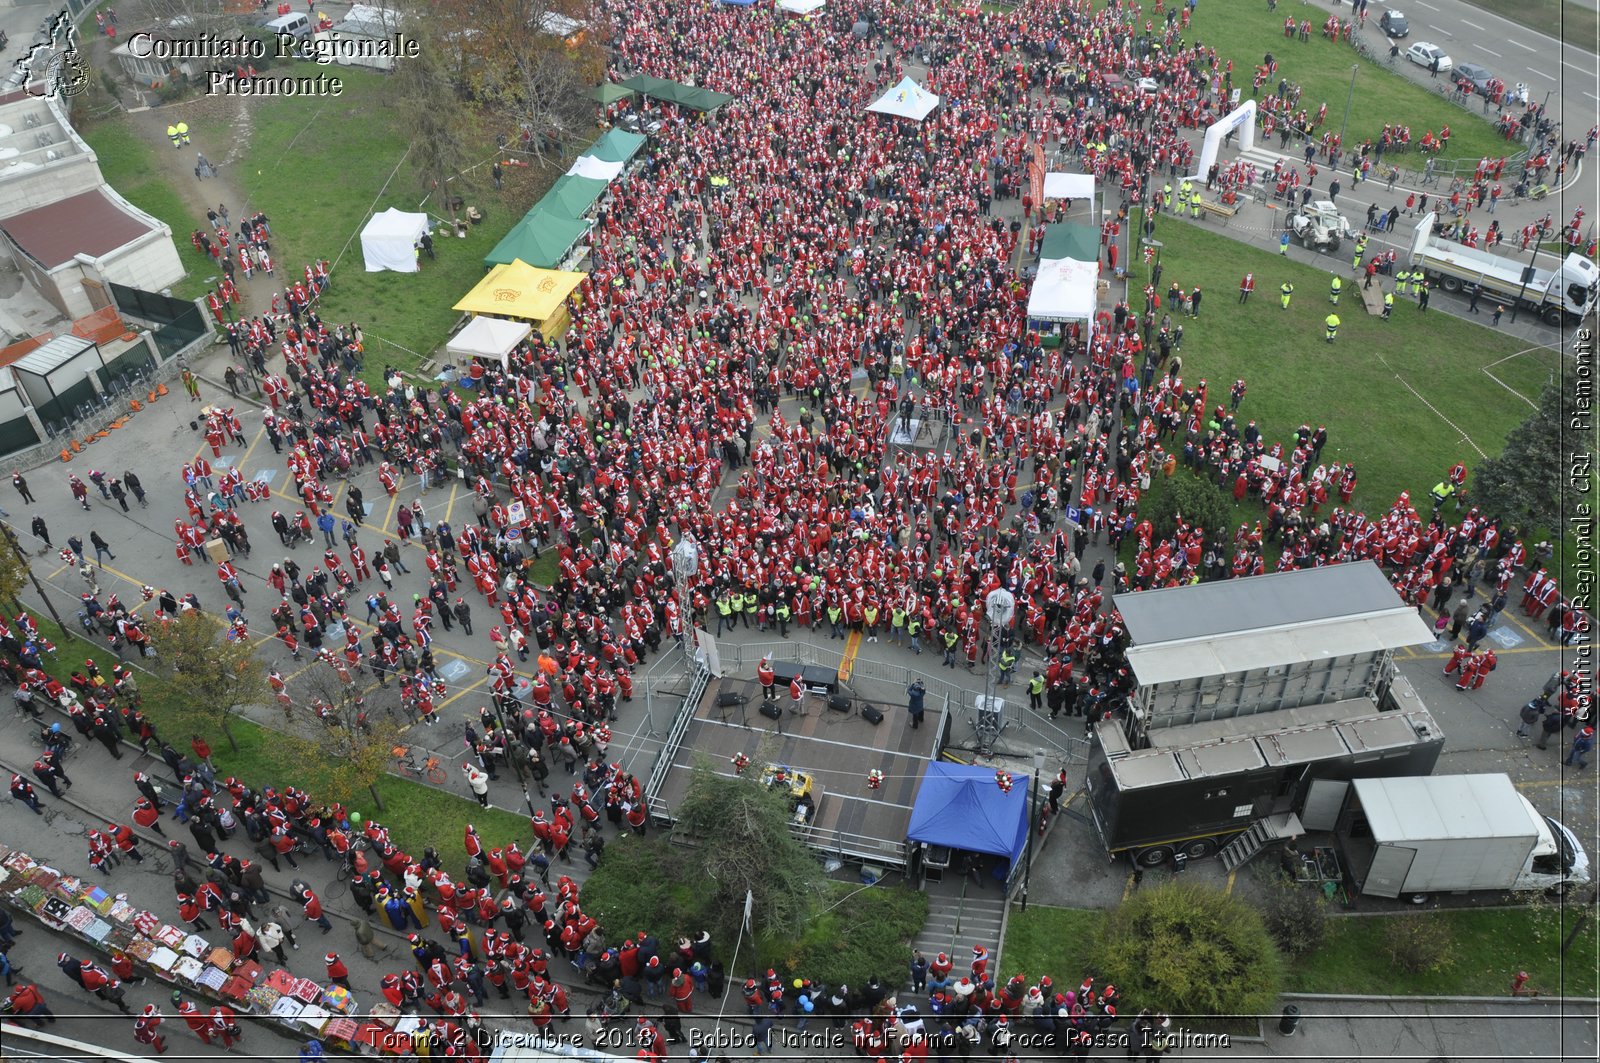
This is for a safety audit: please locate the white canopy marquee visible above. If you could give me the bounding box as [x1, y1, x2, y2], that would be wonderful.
[866, 76, 940, 122]
[1026, 256, 1098, 323]
[1042, 172, 1095, 201]
[445, 315, 532, 368]
[778, 0, 826, 12]
[359, 208, 430, 273]
[567, 155, 625, 181]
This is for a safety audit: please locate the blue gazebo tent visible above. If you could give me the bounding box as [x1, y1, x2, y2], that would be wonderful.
[906, 762, 1031, 873]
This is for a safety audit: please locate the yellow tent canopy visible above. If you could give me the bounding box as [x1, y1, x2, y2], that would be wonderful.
[452, 260, 587, 328]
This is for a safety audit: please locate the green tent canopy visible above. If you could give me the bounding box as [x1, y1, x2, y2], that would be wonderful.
[484, 209, 592, 269]
[537, 175, 609, 220]
[1038, 223, 1100, 263]
[618, 73, 732, 112]
[589, 83, 637, 104]
[585, 127, 647, 165]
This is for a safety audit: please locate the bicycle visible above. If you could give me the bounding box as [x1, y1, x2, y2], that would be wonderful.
[392, 744, 447, 785]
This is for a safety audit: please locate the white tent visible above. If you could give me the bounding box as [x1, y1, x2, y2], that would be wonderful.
[445, 316, 532, 369]
[778, 0, 826, 12]
[567, 155, 625, 181]
[360, 208, 430, 273]
[1043, 172, 1095, 201]
[866, 76, 940, 122]
[1026, 256, 1098, 323]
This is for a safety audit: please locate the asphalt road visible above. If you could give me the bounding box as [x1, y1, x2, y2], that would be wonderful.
[1321, 0, 1600, 120]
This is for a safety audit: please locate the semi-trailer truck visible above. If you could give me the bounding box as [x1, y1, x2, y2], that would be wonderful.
[1408, 212, 1597, 325]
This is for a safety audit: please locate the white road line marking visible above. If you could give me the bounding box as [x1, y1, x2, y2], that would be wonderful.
[1509, 40, 1536, 52]
[1587, 92, 1600, 101]
[1566, 60, 1600, 75]
[1462, 20, 1485, 30]
[1416, 0, 1438, 8]
[1479, 48, 1501, 58]
[1530, 69, 1557, 81]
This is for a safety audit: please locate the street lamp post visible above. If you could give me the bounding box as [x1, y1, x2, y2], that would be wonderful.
[1508, 237, 1544, 324]
[1021, 750, 1046, 911]
[1140, 237, 1164, 292]
[1337, 64, 1358, 163]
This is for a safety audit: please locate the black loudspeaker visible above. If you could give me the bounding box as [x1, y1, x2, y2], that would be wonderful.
[759, 702, 782, 720]
[827, 694, 851, 713]
[860, 704, 884, 725]
[717, 691, 746, 707]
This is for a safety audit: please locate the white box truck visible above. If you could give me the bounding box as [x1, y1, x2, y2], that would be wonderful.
[1333, 773, 1591, 900]
[1408, 213, 1598, 325]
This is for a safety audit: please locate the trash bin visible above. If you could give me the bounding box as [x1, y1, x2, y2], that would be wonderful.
[1278, 1005, 1300, 1036]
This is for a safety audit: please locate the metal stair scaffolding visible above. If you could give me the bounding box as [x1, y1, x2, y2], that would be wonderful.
[1219, 812, 1304, 874]
[907, 880, 1007, 990]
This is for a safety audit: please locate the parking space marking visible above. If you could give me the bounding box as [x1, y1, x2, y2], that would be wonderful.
[1488, 626, 1525, 648]
[438, 657, 471, 683]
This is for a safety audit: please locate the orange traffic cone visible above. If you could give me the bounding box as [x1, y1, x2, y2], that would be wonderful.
[68, 439, 82, 453]
[156, 382, 169, 396]
[60, 449, 71, 462]
[147, 389, 159, 403]
[129, 399, 143, 412]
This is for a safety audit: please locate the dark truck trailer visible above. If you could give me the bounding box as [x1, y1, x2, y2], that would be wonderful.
[1086, 679, 1442, 868]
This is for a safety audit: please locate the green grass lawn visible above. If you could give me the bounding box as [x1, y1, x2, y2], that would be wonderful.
[1289, 906, 1600, 998]
[1005, 902, 1599, 1000]
[1129, 209, 1558, 516]
[214, 68, 512, 374]
[1189, 4, 1506, 165]
[80, 122, 215, 301]
[1463, 0, 1599, 54]
[1000, 905, 1104, 984]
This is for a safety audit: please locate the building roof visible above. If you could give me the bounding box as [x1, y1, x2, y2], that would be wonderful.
[0, 189, 154, 269]
[1116, 561, 1435, 686]
[10, 334, 95, 376]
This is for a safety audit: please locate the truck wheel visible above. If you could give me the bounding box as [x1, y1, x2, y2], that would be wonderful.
[1409, 893, 1430, 905]
[1180, 838, 1218, 860]
[1438, 275, 1463, 293]
[1542, 306, 1566, 326]
[1328, 238, 1341, 254]
[1133, 845, 1174, 868]
[1547, 880, 1574, 897]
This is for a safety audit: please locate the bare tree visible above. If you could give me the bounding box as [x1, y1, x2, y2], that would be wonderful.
[283, 658, 402, 808]
[389, 0, 480, 221]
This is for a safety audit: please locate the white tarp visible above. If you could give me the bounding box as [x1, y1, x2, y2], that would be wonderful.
[446, 316, 532, 369]
[359, 207, 429, 273]
[567, 155, 625, 181]
[778, 0, 826, 12]
[1043, 172, 1095, 201]
[866, 76, 940, 122]
[1027, 256, 1098, 322]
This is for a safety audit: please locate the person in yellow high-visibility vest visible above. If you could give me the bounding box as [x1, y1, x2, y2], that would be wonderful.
[1324, 313, 1341, 343]
[166, 124, 180, 148]
[175, 121, 190, 145]
[1329, 276, 1342, 305]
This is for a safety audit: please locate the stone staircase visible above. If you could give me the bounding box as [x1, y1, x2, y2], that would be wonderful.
[907, 878, 1008, 986]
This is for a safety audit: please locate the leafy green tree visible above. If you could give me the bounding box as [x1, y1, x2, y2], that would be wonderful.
[1472, 380, 1577, 532]
[282, 664, 401, 809]
[148, 611, 268, 751]
[671, 758, 828, 941]
[1093, 881, 1283, 1019]
[1143, 471, 1233, 543]
[0, 525, 33, 608]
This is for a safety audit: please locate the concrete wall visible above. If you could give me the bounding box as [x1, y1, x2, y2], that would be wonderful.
[99, 228, 186, 294]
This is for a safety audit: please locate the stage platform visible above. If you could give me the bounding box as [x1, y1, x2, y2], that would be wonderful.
[654, 676, 940, 867]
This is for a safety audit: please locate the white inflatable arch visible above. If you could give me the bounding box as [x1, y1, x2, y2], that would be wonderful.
[1192, 99, 1257, 181]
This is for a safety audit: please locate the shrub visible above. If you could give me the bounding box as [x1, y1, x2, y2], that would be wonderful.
[1142, 469, 1233, 543]
[1384, 913, 1456, 974]
[1093, 881, 1283, 1020]
[580, 833, 714, 945]
[759, 882, 929, 989]
[1258, 878, 1328, 958]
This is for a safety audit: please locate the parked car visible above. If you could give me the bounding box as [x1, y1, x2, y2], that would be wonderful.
[1452, 63, 1495, 96]
[1406, 42, 1452, 72]
[1379, 10, 1410, 38]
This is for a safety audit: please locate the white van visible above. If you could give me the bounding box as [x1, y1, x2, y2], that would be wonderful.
[265, 12, 313, 44]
